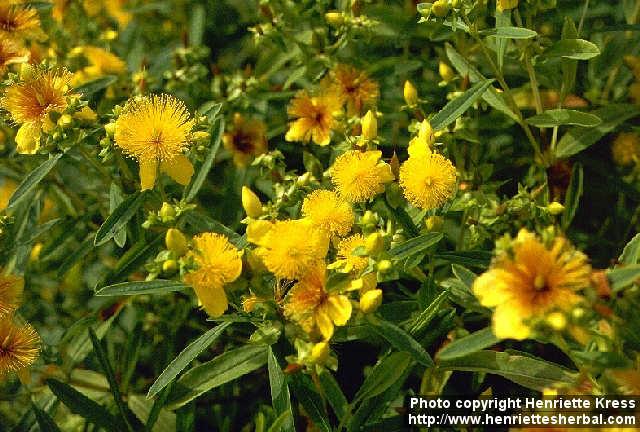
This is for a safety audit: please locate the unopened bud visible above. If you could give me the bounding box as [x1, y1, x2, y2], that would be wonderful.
[546, 312, 567, 331]
[104, 122, 116, 137]
[57, 114, 73, 127]
[310, 341, 330, 363]
[431, 0, 451, 17]
[162, 259, 178, 273]
[497, 0, 518, 11]
[159, 202, 176, 221]
[361, 110, 377, 140]
[242, 186, 263, 218]
[425, 215, 444, 231]
[361, 210, 377, 227]
[365, 232, 384, 255]
[547, 202, 565, 215]
[360, 289, 383, 313]
[377, 259, 392, 273]
[325, 11, 344, 26]
[439, 61, 455, 82]
[165, 228, 188, 256]
[404, 80, 418, 106]
[191, 131, 210, 143]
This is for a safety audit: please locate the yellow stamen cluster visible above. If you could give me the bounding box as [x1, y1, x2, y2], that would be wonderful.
[302, 189, 354, 237]
[330, 150, 394, 202]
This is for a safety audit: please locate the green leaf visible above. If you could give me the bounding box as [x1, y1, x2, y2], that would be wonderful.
[318, 371, 348, 421]
[430, 79, 494, 131]
[353, 352, 413, 404]
[94, 192, 147, 246]
[451, 264, 477, 288]
[101, 234, 164, 285]
[388, 233, 443, 260]
[526, 109, 601, 128]
[445, 44, 518, 121]
[619, 233, 640, 265]
[184, 117, 224, 202]
[290, 374, 331, 432]
[267, 347, 295, 432]
[608, 265, 640, 292]
[267, 412, 294, 432]
[32, 404, 62, 432]
[110, 183, 127, 248]
[435, 250, 492, 268]
[46, 379, 120, 431]
[408, 290, 449, 336]
[560, 17, 578, 100]
[166, 345, 267, 409]
[481, 26, 538, 39]
[545, 39, 600, 60]
[8, 154, 62, 209]
[562, 163, 583, 230]
[439, 350, 576, 390]
[366, 315, 433, 367]
[437, 328, 500, 360]
[74, 75, 118, 96]
[555, 105, 640, 159]
[96, 280, 189, 296]
[88, 329, 135, 431]
[148, 323, 231, 399]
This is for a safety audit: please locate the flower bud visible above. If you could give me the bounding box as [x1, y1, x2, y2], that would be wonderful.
[546, 312, 567, 331]
[242, 186, 263, 218]
[19, 63, 34, 81]
[361, 210, 377, 227]
[57, 114, 73, 128]
[159, 202, 176, 221]
[403, 80, 418, 106]
[377, 259, 392, 273]
[162, 259, 178, 273]
[439, 61, 455, 82]
[431, 0, 451, 17]
[310, 341, 330, 364]
[365, 232, 384, 255]
[325, 11, 344, 26]
[361, 110, 377, 140]
[497, 0, 518, 11]
[191, 131, 210, 143]
[418, 119, 435, 147]
[104, 122, 116, 137]
[360, 289, 383, 313]
[547, 202, 565, 215]
[165, 228, 188, 256]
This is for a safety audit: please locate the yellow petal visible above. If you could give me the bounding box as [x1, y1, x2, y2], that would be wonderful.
[161, 154, 194, 186]
[193, 283, 229, 318]
[139, 159, 158, 191]
[15, 123, 41, 155]
[376, 162, 395, 183]
[246, 220, 273, 246]
[326, 295, 352, 326]
[315, 307, 334, 340]
[472, 270, 511, 307]
[492, 302, 531, 340]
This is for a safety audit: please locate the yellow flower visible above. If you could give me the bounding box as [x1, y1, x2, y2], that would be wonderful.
[0, 316, 40, 378]
[0, 273, 23, 319]
[399, 152, 457, 210]
[611, 132, 640, 167]
[0, 3, 45, 42]
[114, 94, 195, 190]
[330, 150, 394, 202]
[223, 113, 268, 167]
[184, 233, 242, 317]
[331, 234, 368, 273]
[247, 219, 329, 280]
[302, 190, 354, 237]
[0, 39, 27, 76]
[71, 46, 127, 86]
[0, 67, 74, 154]
[285, 90, 342, 146]
[473, 229, 591, 340]
[284, 265, 352, 340]
[323, 64, 379, 116]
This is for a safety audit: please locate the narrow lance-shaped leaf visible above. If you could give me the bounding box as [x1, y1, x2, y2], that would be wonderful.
[430, 79, 494, 131]
[184, 117, 224, 202]
[147, 322, 231, 399]
[544, 38, 600, 60]
[267, 347, 295, 432]
[97, 280, 190, 297]
[289, 374, 331, 432]
[526, 109, 601, 128]
[366, 315, 433, 367]
[8, 154, 62, 209]
[46, 379, 120, 431]
[388, 233, 443, 260]
[437, 327, 501, 361]
[562, 163, 583, 230]
[353, 352, 413, 404]
[94, 191, 147, 246]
